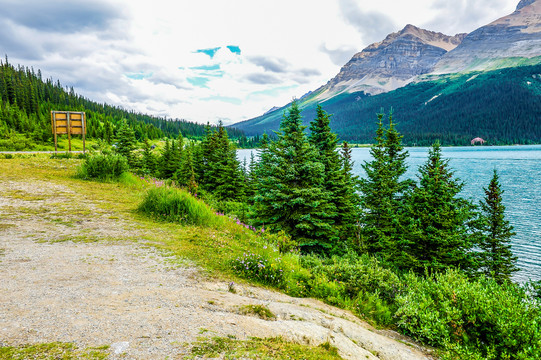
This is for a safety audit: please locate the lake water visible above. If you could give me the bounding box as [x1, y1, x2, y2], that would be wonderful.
[238, 145, 541, 282]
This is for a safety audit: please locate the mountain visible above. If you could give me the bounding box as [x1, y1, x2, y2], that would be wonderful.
[317, 24, 466, 99]
[232, 0, 541, 145]
[432, 0, 541, 73]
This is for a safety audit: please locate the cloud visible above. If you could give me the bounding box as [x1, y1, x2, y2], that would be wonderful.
[248, 56, 289, 73]
[338, 0, 396, 44]
[0, 0, 124, 34]
[244, 73, 282, 85]
[423, 0, 512, 34]
[319, 43, 357, 66]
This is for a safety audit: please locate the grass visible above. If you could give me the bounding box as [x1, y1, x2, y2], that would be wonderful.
[186, 336, 341, 360]
[238, 304, 276, 320]
[0, 343, 109, 360]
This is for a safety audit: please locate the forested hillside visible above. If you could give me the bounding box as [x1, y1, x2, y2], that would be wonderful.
[233, 64, 541, 146]
[0, 57, 248, 150]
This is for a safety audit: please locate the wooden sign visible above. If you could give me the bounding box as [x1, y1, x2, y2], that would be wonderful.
[51, 111, 86, 153]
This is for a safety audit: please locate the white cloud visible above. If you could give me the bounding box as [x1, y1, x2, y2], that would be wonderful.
[1, 0, 520, 125]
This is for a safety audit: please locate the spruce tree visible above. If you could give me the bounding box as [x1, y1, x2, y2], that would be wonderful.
[404, 141, 476, 274]
[174, 142, 198, 195]
[359, 112, 410, 259]
[253, 101, 336, 253]
[141, 139, 157, 176]
[115, 121, 137, 168]
[477, 170, 518, 283]
[309, 105, 360, 248]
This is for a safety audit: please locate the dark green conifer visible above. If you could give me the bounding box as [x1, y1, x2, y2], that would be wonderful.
[404, 141, 476, 274]
[253, 101, 336, 253]
[141, 139, 157, 176]
[359, 112, 410, 259]
[115, 121, 137, 168]
[477, 170, 518, 283]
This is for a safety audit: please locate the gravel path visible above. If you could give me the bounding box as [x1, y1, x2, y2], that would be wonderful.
[0, 177, 432, 359]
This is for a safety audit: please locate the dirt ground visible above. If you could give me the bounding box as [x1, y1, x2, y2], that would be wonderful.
[0, 171, 432, 359]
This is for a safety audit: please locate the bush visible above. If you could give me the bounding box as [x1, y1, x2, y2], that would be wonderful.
[231, 252, 284, 286]
[139, 186, 220, 227]
[77, 153, 128, 180]
[395, 269, 541, 359]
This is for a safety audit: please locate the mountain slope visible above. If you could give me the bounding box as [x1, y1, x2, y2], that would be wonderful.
[232, 0, 541, 145]
[433, 0, 541, 73]
[316, 25, 465, 99]
[233, 64, 541, 145]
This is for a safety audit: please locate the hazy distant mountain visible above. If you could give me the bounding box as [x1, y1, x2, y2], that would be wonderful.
[232, 0, 541, 145]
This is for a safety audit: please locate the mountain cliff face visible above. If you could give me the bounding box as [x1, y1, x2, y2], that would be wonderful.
[315, 25, 466, 99]
[432, 0, 541, 73]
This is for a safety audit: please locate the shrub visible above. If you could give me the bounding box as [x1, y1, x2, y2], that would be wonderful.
[231, 252, 284, 286]
[139, 186, 220, 227]
[77, 153, 128, 180]
[395, 269, 541, 359]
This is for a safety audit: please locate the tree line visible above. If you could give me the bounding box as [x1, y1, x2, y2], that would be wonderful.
[115, 100, 518, 283]
[0, 57, 250, 150]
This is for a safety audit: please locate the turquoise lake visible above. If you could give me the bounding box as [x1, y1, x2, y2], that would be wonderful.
[238, 145, 541, 282]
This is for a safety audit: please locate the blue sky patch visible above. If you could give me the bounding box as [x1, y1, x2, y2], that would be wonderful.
[194, 47, 221, 58]
[188, 76, 210, 88]
[190, 64, 221, 71]
[226, 45, 241, 55]
[125, 71, 153, 80]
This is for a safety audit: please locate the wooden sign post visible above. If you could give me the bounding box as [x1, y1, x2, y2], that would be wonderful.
[51, 111, 86, 153]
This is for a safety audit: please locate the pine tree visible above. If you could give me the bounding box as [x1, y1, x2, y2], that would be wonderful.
[253, 101, 336, 253]
[309, 105, 360, 249]
[174, 142, 198, 195]
[141, 139, 157, 176]
[359, 112, 410, 259]
[115, 121, 137, 168]
[477, 170, 518, 283]
[403, 141, 477, 274]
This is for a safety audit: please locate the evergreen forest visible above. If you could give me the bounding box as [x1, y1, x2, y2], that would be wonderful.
[0, 57, 254, 151]
[233, 64, 541, 146]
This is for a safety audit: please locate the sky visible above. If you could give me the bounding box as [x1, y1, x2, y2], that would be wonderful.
[0, 0, 520, 125]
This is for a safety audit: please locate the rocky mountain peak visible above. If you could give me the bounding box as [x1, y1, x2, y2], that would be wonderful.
[317, 25, 465, 98]
[516, 0, 536, 11]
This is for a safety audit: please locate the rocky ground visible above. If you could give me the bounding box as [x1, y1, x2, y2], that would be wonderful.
[0, 173, 432, 359]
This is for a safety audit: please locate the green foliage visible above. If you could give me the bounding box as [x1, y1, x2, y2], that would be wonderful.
[235, 64, 541, 145]
[395, 269, 541, 359]
[0, 342, 109, 360]
[238, 304, 276, 320]
[186, 336, 342, 360]
[138, 186, 221, 227]
[0, 57, 248, 151]
[253, 101, 336, 253]
[77, 153, 128, 181]
[309, 105, 361, 248]
[231, 251, 284, 286]
[475, 169, 518, 283]
[402, 141, 477, 274]
[359, 112, 411, 259]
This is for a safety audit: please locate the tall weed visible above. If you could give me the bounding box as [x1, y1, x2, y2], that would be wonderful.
[139, 186, 221, 227]
[77, 153, 128, 180]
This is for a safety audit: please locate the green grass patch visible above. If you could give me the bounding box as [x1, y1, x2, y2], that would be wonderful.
[238, 304, 276, 320]
[0, 342, 109, 360]
[186, 336, 342, 359]
[138, 186, 226, 227]
[76, 153, 128, 181]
